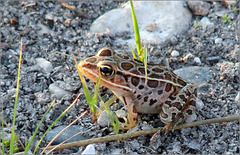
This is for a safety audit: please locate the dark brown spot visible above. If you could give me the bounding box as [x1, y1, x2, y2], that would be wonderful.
[165, 83, 172, 92]
[117, 53, 129, 59]
[179, 95, 187, 102]
[98, 48, 113, 56]
[82, 64, 97, 70]
[164, 73, 171, 80]
[169, 95, 176, 100]
[118, 118, 126, 123]
[138, 67, 150, 74]
[149, 73, 163, 79]
[122, 96, 127, 105]
[131, 69, 140, 75]
[177, 78, 187, 86]
[194, 89, 197, 96]
[121, 62, 134, 70]
[152, 67, 164, 73]
[161, 113, 168, 119]
[86, 57, 97, 63]
[144, 96, 148, 102]
[186, 109, 193, 115]
[137, 94, 141, 99]
[116, 71, 128, 82]
[131, 77, 140, 86]
[189, 100, 195, 106]
[149, 99, 157, 106]
[172, 113, 176, 118]
[165, 101, 171, 105]
[138, 85, 144, 89]
[132, 106, 137, 113]
[158, 90, 163, 95]
[171, 102, 182, 111]
[147, 80, 158, 88]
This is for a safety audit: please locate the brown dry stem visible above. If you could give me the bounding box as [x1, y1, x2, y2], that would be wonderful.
[44, 114, 239, 151]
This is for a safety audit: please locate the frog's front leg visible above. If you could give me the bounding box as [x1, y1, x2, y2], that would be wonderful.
[118, 96, 138, 129]
[160, 83, 197, 130]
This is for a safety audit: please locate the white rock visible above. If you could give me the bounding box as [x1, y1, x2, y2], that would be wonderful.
[194, 57, 201, 64]
[82, 144, 96, 155]
[49, 83, 72, 99]
[196, 97, 204, 110]
[35, 58, 53, 73]
[90, 1, 192, 46]
[235, 91, 240, 103]
[215, 38, 223, 44]
[171, 50, 180, 57]
[200, 17, 214, 31]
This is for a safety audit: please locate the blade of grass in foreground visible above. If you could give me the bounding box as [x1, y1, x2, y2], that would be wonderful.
[1, 109, 5, 154]
[10, 39, 23, 154]
[130, 0, 142, 60]
[23, 99, 55, 154]
[143, 47, 148, 84]
[99, 96, 119, 134]
[73, 54, 100, 116]
[33, 93, 81, 154]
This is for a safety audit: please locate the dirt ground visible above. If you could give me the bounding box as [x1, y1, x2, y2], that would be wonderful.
[0, 1, 239, 154]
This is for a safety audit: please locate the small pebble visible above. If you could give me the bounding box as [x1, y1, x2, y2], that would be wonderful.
[49, 83, 72, 99]
[97, 110, 111, 127]
[82, 144, 96, 155]
[196, 98, 204, 110]
[206, 56, 220, 62]
[235, 91, 240, 103]
[194, 57, 201, 64]
[215, 38, 223, 44]
[171, 50, 180, 57]
[35, 58, 53, 73]
[200, 17, 214, 31]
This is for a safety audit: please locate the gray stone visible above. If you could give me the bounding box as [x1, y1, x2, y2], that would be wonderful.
[49, 82, 72, 99]
[194, 57, 201, 64]
[97, 110, 111, 127]
[171, 50, 180, 57]
[46, 125, 90, 145]
[173, 66, 212, 87]
[215, 38, 223, 44]
[35, 58, 53, 73]
[200, 17, 214, 31]
[90, 1, 192, 46]
[188, 1, 211, 16]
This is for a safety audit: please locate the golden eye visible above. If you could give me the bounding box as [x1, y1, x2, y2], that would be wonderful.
[99, 64, 115, 77]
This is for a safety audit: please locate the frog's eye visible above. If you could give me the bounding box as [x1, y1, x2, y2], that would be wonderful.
[99, 64, 115, 77]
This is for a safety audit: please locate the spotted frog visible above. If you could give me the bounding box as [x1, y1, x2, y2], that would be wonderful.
[78, 47, 197, 129]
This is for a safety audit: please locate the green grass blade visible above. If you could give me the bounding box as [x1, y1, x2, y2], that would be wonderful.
[100, 96, 119, 134]
[130, 0, 142, 60]
[23, 99, 55, 154]
[143, 47, 148, 84]
[10, 39, 23, 154]
[92, 75, 101, 115]
[1, 108, 5, 154]
[130, 45, 136, 59]
[33, 93, 80, 154]
[73, 54, 92, 104]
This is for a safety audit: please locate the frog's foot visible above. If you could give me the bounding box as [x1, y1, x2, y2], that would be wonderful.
[118, 103, 138, 130]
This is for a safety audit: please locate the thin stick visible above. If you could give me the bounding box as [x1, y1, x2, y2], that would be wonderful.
[44, 114, 239, 151]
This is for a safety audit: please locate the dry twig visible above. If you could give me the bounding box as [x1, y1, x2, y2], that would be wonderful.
[44, 114, 239, 151]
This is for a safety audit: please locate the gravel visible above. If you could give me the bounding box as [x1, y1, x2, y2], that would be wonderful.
[1, 1, 239, 154]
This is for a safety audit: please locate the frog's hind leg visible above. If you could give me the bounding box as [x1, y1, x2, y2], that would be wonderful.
[160, 84, 197, 131]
